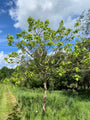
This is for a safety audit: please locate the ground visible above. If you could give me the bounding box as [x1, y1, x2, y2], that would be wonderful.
[0, 85, 21, 120]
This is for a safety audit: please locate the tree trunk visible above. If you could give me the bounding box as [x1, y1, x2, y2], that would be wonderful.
[42, 77, 47, 115]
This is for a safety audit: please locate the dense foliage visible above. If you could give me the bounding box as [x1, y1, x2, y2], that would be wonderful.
[0, 67, 14, 83]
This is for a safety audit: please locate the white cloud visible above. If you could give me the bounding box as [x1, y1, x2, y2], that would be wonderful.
[0, 9, 6, 14]
[0, 51, 17, 69]
[6, 1, 13, 6]
[0, 51, 8, 68]
[9, 0, 90, 30]
[0, 30, 2, 34]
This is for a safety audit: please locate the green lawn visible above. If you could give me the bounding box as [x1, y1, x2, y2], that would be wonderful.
[9, 86, 90, 120]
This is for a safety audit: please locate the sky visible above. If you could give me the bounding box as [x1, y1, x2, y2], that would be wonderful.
[0, 0, 90, 69]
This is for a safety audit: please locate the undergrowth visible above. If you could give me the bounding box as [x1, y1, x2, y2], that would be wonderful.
[9, 86, 90, 120]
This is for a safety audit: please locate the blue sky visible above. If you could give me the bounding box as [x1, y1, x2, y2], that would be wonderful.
[0, 0, 20, 68]
[0, 0, 90, 68]
[0, 0, 20, 54]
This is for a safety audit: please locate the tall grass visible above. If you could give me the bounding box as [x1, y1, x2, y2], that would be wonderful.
[9, 86, 90, 120]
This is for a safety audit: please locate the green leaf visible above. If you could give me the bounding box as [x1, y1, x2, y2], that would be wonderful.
[74, 74, 80, 81]
[75, 67, 80, 72]
[74, 22, 79, 27]
[76, 78, 79, 81]
[59, 73, 62, 76]
[47, 40, 54, 46]
[57, 41, 63, 47]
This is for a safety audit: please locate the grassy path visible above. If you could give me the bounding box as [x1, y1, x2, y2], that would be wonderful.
[0, 84, 18, 119]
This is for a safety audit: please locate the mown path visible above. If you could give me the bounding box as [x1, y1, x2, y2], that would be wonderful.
[0, 85, 21, 120]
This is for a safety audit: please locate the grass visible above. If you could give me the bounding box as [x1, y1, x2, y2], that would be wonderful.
[0, 84, 7, 119]
[9, 86, 90, 120]
[0, 84, 21, 120]
[0, 84, 12, 119]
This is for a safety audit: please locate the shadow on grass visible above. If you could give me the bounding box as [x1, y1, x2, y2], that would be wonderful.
[7, 104, 22, 120]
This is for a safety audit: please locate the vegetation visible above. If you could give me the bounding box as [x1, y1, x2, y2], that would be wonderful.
[0, 84, 17, 119]
[9, 85, 90, 120]
[0, 9, 90, 119]
[0, 66, 14, 83]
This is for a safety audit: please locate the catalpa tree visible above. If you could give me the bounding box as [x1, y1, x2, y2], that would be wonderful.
[5, 17, 81, 114]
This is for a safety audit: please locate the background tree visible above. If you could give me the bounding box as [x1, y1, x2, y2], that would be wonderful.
[0, 66, 14, 82]
[75, 9, 90, 90]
